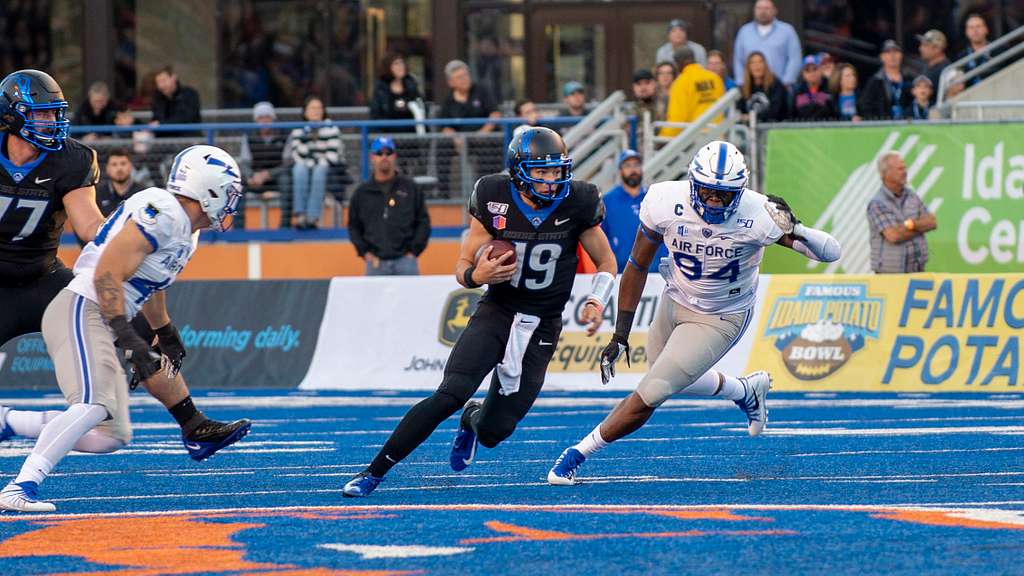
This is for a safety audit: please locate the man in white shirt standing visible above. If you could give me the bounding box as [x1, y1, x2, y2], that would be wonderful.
[547, 141, 841, 485]
[732, 0, 802, 86]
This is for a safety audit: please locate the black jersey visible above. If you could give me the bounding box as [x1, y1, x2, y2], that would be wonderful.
[0, 136, 99, 282]
[469, 174, 604, 318]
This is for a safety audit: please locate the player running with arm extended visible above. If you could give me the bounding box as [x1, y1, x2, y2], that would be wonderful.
[0, 71, 250, 461]
[548, 140, 840, 485]
[0, 145, 248, 512]
[343, 126, 617, 497]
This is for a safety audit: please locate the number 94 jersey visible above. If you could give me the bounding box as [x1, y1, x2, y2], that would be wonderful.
[640, 181, 785, 315]
[469, 174, 604, 318]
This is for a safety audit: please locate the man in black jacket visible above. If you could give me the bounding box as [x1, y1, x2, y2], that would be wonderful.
[348, 137, 430, 275]
[95, 149, 145, 217]
[150, 65, 201, 137]
[859, 40, 912, 120]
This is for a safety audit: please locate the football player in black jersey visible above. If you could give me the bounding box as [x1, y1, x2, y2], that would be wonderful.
[344, 126, 617, 497]
[0, 70, 249, 461]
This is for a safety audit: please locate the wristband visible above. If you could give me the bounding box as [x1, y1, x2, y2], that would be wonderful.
[462, 265, 481, 288]
[585, 271, 615, 307]
[613, 309, 636, 341]
[109, 315, 149, 350]
[904, 218, 915, 231]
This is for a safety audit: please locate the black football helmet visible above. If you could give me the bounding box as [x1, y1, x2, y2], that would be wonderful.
[506, 126, 573, 206]
[0, 69, 70, 151]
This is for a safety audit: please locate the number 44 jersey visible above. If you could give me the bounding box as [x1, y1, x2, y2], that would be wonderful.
[469, 174, 604, 318]
[641, 181, 785, 315]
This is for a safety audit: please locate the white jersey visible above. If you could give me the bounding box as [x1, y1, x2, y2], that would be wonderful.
[640, 181, 785, 314]
[68, 187, 198, 319]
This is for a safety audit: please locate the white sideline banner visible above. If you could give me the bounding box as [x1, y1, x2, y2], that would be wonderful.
[300, 275, 768, 391]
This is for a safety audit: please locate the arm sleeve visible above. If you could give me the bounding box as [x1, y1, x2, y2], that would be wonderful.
[792, 224, 841, 262]
[410, 181, 431, 255]
[346, 189, 368, 256]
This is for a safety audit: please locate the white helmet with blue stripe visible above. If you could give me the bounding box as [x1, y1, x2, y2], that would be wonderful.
[688, 140, 748, 224]
[165, 145, 243, 232]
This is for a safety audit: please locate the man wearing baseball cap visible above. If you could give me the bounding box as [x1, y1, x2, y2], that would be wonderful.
[860, 40, 912, 119]
[600, 150, 667, 273]
[917, 29, 950, 103]
[563, 81, 587, 118]
[348, 136, 431, 275]
[655, 19, 707, 68]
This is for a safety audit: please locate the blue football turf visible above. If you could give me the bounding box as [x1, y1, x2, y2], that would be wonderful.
[1, 389, 1022, 575]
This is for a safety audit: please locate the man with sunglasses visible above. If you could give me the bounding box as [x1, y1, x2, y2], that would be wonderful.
[348, 136, 430, 275]
[548, 140, 841, 485]
[344, 126, 617, 496]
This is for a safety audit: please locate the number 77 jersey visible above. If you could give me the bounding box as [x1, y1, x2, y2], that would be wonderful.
[640, 180, 785, 315]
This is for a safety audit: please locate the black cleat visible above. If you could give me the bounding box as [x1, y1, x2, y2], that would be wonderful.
[183, 418, 252, 461]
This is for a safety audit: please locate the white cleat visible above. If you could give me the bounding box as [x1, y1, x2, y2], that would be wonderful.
[547, 447, 586, 486]
[0, 481, 56, 513]
[735, 371, 771, 437]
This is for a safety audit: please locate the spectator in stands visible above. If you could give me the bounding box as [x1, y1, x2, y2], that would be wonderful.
[654, 61, 677, 121]
[513, 100, 540, 134]
[289, 96, 343, 230]
[661, 46, 724, 137]
[733, 0, 802, 86]
[860, 40, 912, 120]
[830, 63, 862, 121]
[348, 137, 430, 276]
[655, 19, 707, 67]
[370, 53, 423, 133]
[149, 64, 201, 137]
[738, 51, 788, 122]
[631, 69, 658, 120]
[959, 14, 995, 88]
[818, 53, 835, 83]
[917, 30, 950, 104]
[867, 152, 937, 273]
[601, 150, 667, 273]
[706, 50, 737, 91]
[791, 55, 835, 120]
[239, 101, 290, 229]
[563, 81, 587, 118]
[76, 81, 118, 140]
[439, 60, 500, 134]
[910, 76, 933, 120]
[95, 149, 144, 217]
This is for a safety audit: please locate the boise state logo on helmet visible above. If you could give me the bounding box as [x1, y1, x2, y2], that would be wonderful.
[689, 141, 748, 224]
[506, 126, 573, 207]
[0, 70, 71, 151]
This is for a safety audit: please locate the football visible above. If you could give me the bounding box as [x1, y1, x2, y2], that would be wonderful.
[486, 239, 517, 264]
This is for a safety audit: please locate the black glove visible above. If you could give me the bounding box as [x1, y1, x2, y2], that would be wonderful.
[110, 316, 163, 387]
[765, 194, 803, 238]
[599, 310, 635, 385]
[155, 323, 186, 376]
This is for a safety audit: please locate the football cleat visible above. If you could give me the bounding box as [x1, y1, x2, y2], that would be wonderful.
[0, 406, 14, 442]
[0, 481, 55, 513]
[183, 418, 251, 461]
[547, 447, 586, 486]
[342, 470, 384, 498]
[449, 401, 480, 472]
[735, 371, 771, 437]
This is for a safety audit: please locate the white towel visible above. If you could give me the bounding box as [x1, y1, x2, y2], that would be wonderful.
[496, 313, 541, 396]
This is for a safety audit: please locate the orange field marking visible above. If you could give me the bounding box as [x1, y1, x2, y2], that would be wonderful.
[871, 510, 1024, 531]
[459, 520, 797, 544]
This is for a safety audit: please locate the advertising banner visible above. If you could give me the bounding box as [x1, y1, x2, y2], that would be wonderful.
[762, 124, 1024, 274]
[299, 275, 763, 391]
[748, 274, 1023, 392]
[0, 280, 328, 390]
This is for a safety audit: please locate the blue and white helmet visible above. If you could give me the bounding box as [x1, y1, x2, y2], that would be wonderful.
[688, 140, 748, 224]
[166, 145, 243, 232]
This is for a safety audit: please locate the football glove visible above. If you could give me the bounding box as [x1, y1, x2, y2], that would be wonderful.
[110, 316, 163, 387]
[599, 333, 630, 385]
[765, 194, 800, 236]
[155, 323, 186, 376]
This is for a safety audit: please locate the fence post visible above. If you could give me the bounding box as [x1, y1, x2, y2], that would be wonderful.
[360, 125, 370, 182]
[628, 115, 638, 151]
[206, 128, 215, 145]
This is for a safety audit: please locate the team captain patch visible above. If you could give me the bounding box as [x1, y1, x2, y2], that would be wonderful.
[487, 202, 509, 215]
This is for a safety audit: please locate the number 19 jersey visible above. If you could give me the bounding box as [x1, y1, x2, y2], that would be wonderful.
[640, 181, 784, 314]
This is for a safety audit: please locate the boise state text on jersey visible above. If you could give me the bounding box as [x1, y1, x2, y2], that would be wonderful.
[641, 180, 785, 314]
[469, 174, 604, 318]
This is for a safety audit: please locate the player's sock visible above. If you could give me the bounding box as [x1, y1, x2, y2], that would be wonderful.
[716, 373, 748, 401]
[14, 403, 107, 485]
[170, 396, 209, 438]
[6, 410, 62, 438]
[573, 425, 609, 458]
[682, 370, 722, 396]
[367, 392, 463, 477]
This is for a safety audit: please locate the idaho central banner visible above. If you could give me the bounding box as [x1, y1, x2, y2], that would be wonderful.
[762, 124, 1024, 274]
[748, 274, 1023, 392]
[299, 276, 763, 391]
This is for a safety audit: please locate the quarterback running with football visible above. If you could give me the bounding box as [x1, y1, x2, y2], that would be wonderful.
[0, 144, 246, 511]
[548, 140, 841, 485]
